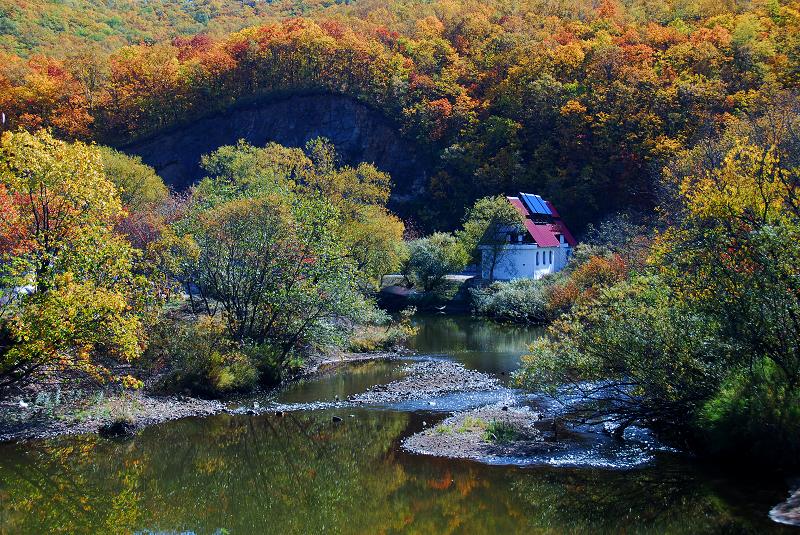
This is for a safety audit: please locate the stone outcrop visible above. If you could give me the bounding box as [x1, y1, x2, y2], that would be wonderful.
[120, 94, 426, 201]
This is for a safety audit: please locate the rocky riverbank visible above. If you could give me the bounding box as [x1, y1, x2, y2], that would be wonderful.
[770, 485, 800, 527]
[0, 392, 225, 442]
[402, 404, 565, 461]
[348, 359, 500, 405]
[0, 349, 405, 442]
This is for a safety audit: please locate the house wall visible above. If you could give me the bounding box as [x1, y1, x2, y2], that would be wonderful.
[480, 244, 571, 281]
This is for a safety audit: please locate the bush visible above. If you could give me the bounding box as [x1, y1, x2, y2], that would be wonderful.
[145, 316, 258, 397]
[697, 359, 800, 468]
[471, 279, 550, 324]
[545, 246, 628, 316]
[243, 343, 304, 385]
[347, 307, 417, 352]
[515, 276, 729, 436]
[402, 233, 468, 292]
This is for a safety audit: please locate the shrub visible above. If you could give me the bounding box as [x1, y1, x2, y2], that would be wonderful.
[515, 276, 729, 437]
[546, 250, 628, 315]
[145, 316, 258, 397]
[697, 359, 800, 468]
[402, 233, 468, 292]
[347, 307, 417, 352]
[471, 279, 549, 324]
[243, 343, 304, 385]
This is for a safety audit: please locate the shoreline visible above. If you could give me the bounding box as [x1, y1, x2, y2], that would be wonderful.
[0, 349, 405, 443]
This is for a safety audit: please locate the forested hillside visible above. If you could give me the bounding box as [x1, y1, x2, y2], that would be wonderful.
[0, 0, 343, 56]
[2, 0, 799, 228]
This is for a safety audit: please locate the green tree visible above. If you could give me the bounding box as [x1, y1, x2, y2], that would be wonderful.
[98, 146, 168, 212]
[193, 138, 403, 290]
[180, 140, 392, 370]
[457, 195, 524, 281]
[403, 232, 468, 292]
[515, 276, 728, 437]
[189, 194, 365, 365]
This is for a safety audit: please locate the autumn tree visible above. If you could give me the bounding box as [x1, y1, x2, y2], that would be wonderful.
[195, 138, 404, 289]
[176, 139, 399, 370]
[190, 195, 364, 362]
[0, 130, 143, 392]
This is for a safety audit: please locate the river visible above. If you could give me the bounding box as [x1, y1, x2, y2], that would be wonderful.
[0, 314, 794, 534]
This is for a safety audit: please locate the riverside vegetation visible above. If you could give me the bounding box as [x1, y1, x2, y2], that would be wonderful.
[0, 0, 799, 502]
[0, 130, 411, 426]
[402, 105, 800, 472]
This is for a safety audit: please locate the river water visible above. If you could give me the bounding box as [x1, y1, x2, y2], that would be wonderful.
[0, 315, 795, 534]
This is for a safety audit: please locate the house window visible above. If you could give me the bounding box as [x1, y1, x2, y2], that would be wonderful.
[536, 252, 539, 265]
[549, 251, 553, 264]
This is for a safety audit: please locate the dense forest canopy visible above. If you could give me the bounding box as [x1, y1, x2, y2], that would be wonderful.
[1, 0, 798, 229]
[0, 0, 345, 56]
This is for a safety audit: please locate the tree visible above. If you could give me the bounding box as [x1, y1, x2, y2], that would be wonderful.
[98, 146, 168, 212]
[180, 139, 393, 367]
[0, 130, 144, 392]
[457, 195, 524, 281]
[344, 204, 406, 289]
[188, 194, 365, 365]
[515, 276, 728, 437]
[516, 108, 800, 465]
[403, 232, 468, 292]
[194, 138, 403, 291]
[653, 134, 800, 463]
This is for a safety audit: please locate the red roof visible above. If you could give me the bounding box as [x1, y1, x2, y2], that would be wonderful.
[545, 200, 577, 246]
[506, 195, 577, 247]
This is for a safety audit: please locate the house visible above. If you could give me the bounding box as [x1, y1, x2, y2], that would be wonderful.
[479, 193, 577, 280]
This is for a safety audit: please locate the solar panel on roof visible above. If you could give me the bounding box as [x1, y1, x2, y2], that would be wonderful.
[534, 195, 553, 215]
[519, 193, 540, 215]
[520, 193, 550, 215]
[518, 194, 533, 215]
[531, 194, 550, 215]
[521, 194, 537, 214]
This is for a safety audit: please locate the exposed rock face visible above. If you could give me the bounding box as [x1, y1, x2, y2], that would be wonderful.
[120, 94, 426, 201]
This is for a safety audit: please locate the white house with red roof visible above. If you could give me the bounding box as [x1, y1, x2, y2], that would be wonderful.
[479, 193, 577, 280]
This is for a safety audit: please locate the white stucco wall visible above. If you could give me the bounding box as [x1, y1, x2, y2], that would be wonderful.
[480, 244, 571, 281]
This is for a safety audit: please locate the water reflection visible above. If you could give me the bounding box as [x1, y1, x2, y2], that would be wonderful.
[275, 360, 408, 405]
[0, 409, 792, 534]
[407, 314, 544, 375]
[0, 315, 794, 534]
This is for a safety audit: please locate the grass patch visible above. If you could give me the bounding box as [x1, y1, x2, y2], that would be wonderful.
[484, 420, 519, 444]
[457, 415, 487, 433]
[73, 392, 140, 424]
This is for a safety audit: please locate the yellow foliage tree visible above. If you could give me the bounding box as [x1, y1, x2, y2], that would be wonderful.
[0, 129, 144, 392]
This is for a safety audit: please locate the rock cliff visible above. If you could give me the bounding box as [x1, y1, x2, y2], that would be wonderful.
[121, 94, 426, 202]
